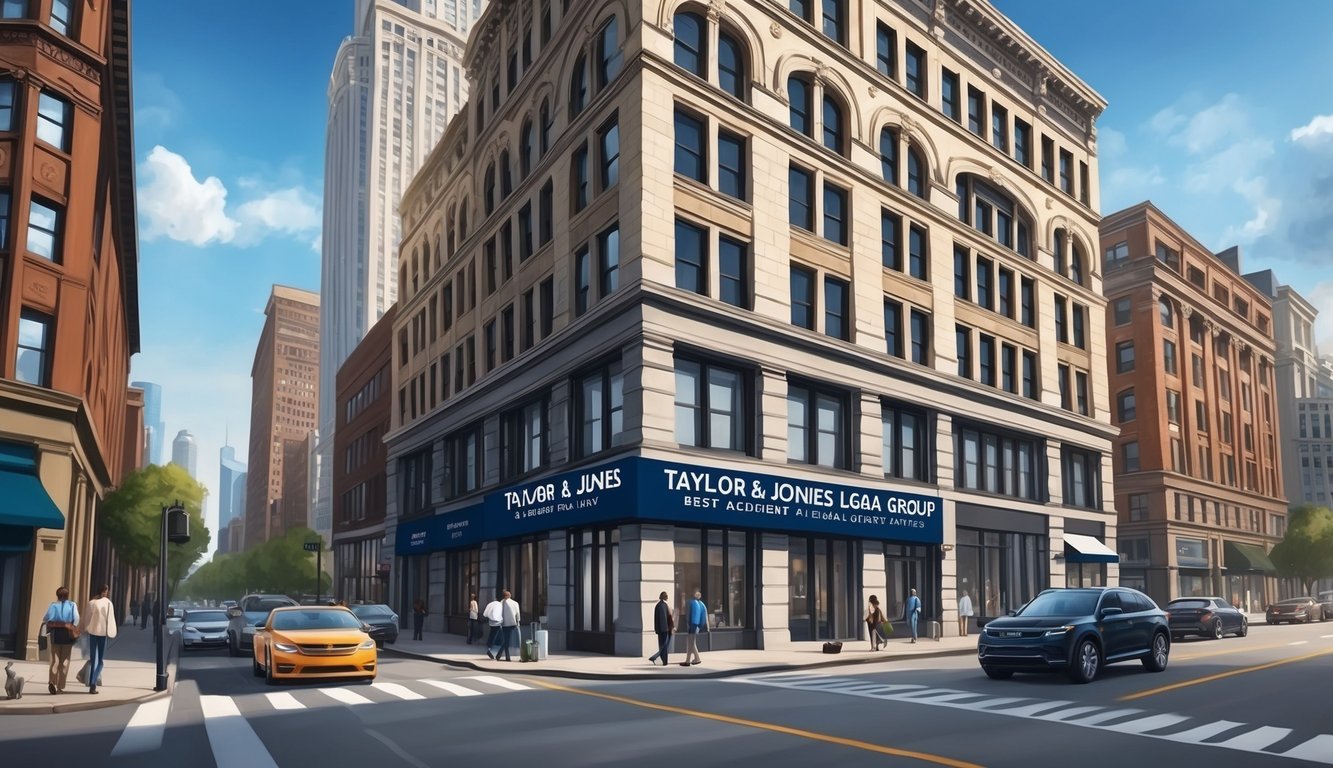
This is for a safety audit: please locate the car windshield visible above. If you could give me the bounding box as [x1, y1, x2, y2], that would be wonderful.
[350, 605, 394, 618]
[1168, 599, 1210, 609]
[185, 611, 227, 623]
[1016, 591, 1100, 617]
[271, 610, 363, 631]
[246, 598, 295, 613]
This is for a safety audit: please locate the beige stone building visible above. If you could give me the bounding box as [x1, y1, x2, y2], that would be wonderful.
[384, 0, 1114, 655]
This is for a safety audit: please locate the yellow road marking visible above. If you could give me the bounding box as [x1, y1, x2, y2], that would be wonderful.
[1120, 647, 1333, 702]
[529, 678, 982, 768]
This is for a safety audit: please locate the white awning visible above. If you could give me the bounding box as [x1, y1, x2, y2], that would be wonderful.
[1064, 533, 1119, 564]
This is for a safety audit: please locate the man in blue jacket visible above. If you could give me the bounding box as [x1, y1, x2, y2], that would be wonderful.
[682, 591, 708, 666]
[905, 588, 922, 643]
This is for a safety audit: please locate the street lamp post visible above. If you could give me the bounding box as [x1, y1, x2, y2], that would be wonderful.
[155, 502, 190, 692]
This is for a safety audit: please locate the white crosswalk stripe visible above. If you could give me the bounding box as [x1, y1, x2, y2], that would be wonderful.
[418, 679, 484, 696]
[264, 692, 305, 710]
[464, 674, 531, 691]
[731, 673, 1333, 765]
[372, 682, 427, 700]
[110, 697, 172, 756]
[320, 687, 374, 705]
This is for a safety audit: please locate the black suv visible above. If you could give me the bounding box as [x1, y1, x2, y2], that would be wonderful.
[977, 587, 1171, 684]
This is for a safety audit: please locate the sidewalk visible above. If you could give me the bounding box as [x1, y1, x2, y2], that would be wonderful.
[385, 627, 978, 680]
[1, 619, 177, 715]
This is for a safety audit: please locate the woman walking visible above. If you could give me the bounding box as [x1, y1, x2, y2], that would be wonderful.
[80, 584, 117, 694]
[865, 595, 887, 651]
[466, 594, 479, 644]
[412, 599, 427, 641]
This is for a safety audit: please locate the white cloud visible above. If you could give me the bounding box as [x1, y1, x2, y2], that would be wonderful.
[1220, 177, 1281, 245]
[1097, 127, 1128, 160]
[310, 234, 323, 254]
[235, 188, 321, 244]
[138, 146, 239, 247]
[1292, 115, 1333, 144]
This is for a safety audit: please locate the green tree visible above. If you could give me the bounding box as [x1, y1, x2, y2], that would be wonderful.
[179, 527, 330, 601]
[1270, 504, 1333, 595]
[100, 464, 211, 598]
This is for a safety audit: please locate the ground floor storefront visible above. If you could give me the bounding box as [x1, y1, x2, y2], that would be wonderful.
[1116, 529, 1281, 611]
[392, 456, 1115, 656]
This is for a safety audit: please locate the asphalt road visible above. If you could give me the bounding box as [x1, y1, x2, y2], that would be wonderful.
[1, 619, 1330, 767]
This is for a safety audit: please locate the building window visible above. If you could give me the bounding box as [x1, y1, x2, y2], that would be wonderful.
[598, 224, 620, 297]
[955, 424, 1041, 500]
[820, 0, 847, 45]
[1059, 149, 1073, 194]
[500, 150, 513, 198]
[719, 235, 749, 309]
[1113, 297, 1131, 325]
[1041, 135, 1054, 183]
[36, 92, 71, 152]
[789, 164, 814, 230]
[1117, 389, 1136, 422]
[976, 256, 993, 311]
[1128, 494, 1148, 522]
[884, 298, 903, 358]
[1055, 296, 1067, 343]
[0, 0, 25, 20]
[50, 0, 71, 35]
[1122, 441, 1140, 473]
[1166, 390, 1181, 424]
[967, 86, 985, 136]
[1075, 371, 1089, 416]
[822, 94, 845, 154]
[1014, 119, 1031, 167]
[540, 99, 553, 155]
[575, 359, 626, 458]
[572, 144, 589, 212]
[1063, 448, 1101, 509]
[502, 398, 547, 478]
[1020, 278, 1034, 327]
[574, 245, 590, 316]
[483, 165, 496, 215]
[788, 382, 849, 469]
[26, 197, 61, 262]
[941, 68, 960, 121]
[909, 226, 928, 280]
[0, 79, 14, 131]
[598, 116, 620, 189]
[674, 108, 707, 182]
[904, 41, 925, 98]
[443, 425, 481, 499]
[883, 401, 929, 482]
[675, 219, 707, 295]
[787, 75, 812, 137]
[521, 289, 535, 352]
[400, 447, 435, 514]
[718, 32, 746, 100]
[718, 129, 746, 200]
[1159, 296, 1174, 328]
[824, 276, 849, 341]
[15, 309, 52, 387]
[540, 277, 554, 337]
[675, 357, 749, 453]
[1021, 350, 1037, 399]
[520, 121, 534, 179]
[1071, 303, 1086, 349]
[673, 11, 706, 76]
[910, 309, 930, 365]
[881, 211, 900, 270]
[596, 17, 622, 88]
[876, 23, 897, 79]
[1163, 340, 1177, 375]
[998, 268, 1013, 318]
[978, 334, 995, 387]
[539, 180, 553, 245]
[957, 175, 1030, 256]
[1116, 340, 1135, 373]
[790, 264, 815, 330]
[956, 325, 971, 379]
[518, 204, 534, 261]
[991, 104, 1008, 152]
[907, 147, 926, 198]
[1000, 343, 1016, 393]
[823, 181, 848, 246]
[1104, 241, 1129, 271]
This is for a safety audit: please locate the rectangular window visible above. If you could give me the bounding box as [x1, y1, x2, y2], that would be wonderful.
[1014, 119, 1031, 167]
[876, 22, 897, 79]
[908, 224, 927, 280]
[502, 399, 547, 478]
[1128, 494, 1149, 522]
[539, 277, 554, 337]
[1123, 441, 1140, 473]
[1058, 363, 1070, 410]
[967, 86, 985, 136]
[1020, 277, 1034, 327]
[978, 334, 995, 386]
[1022, 350, 1037, 399]
[788, 382, 848, 468]
[1071, 303, 1086, 349]
[576, 359, 626, 457]
[975, 257, 993, 311]
[1001, 343, 1016, 393]
[0, 79, 14, 131]
[881, 210, 901, 271]
[443, 424, 482, 498]
[1075, 371, 1089, 416]
[790, 264, 816, 330]
[598, 224, 620, 297]
[882, 401, 929, 482]
[572, 144, 589, 212]
[956, 325, 971, 379]
[599, 117, 620, 189]
[1163, 340, 1177, 375]
[675, 219, 708, 295]
[822, 181, 848, 245]
[1116, 340, 1135, 373]
[1113, 297, 1131, 325]
[50, 0, 71, 35]
[824, 276, 849, 341]
[1059, 149, 1073, 194]
[539, 180, 553, 245]
[991, 103, 1008, 151]
[1079, 161, 1090, 205]
[884, 298, 903, 358]
[501, 224, 514, 281]
[719, 235, 749, 309]
[1041, 136, 1054, 183]
[1117, 388, 1136, 422]
[788, 165, 814, 230]
[501, 304, 515, 362]
[718, 129, 747, 199]
[674, 109, 707, 182]
[940, 68, 960, 121]
[953, 246, 969, 300]
[521, 289, 535, 352]
[1054, 296, 1067, 343]
[820, 0, 846, 45]
[36, 92, 71, 152]
[484, 239, 498, 295]
[574, 245, 591, 316]
[1063, 448, 1101, 509]
[904, 42, 925, 98]
[998, 268, 1013, 318]
[955, 424, 1042, 500]
[26, 197, 60, 262]
[484, 320, 497, 371]
[675, 357, 749, 452]
[910, 309, 930, 365]
[15, 309, 52, 386]
[518, 203, 534, 261]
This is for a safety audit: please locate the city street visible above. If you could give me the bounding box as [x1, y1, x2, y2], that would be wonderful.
[0, 621, 1329, 767]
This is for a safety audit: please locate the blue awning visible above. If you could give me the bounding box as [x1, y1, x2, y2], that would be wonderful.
[0, 442, 65, 531]
[1064, 533, 1118, 564]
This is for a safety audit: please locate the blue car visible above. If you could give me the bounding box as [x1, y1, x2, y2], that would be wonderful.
[977, 587, 1171, 684]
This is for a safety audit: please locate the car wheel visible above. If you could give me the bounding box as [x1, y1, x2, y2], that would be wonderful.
[252, 653, 263, 678]
[1068, 638, 1101, 684]
[982, 666, 1013, 680]
[1142, 632, 1170, 673]
[264, 649, 278, 686]
[1237, 617, 1248, 637]
[1212, 619, 1224, 640]
[228, 633, 240, 657]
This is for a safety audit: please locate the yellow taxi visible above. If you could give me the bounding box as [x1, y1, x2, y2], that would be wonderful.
[252, 606, 378, 685]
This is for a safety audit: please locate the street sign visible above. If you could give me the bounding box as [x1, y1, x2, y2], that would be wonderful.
[303, 542, 321, 552]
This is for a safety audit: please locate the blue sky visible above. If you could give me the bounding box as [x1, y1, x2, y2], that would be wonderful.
[129, 1, 1333, 553]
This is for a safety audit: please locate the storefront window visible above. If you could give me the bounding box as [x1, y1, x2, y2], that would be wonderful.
[788, 537, 858, 640]
[1065, 562, 1105, 588]
[673, 528, 752, 629]
[445, 547, 481, 616]
[1178, 572, 1209, 598]
[336, 538, 386, 605]
[956, 528, 1047, 618]
[884, 544, 929, 621]
[500, 537, 549, 620]
[569, 527, 618, 648]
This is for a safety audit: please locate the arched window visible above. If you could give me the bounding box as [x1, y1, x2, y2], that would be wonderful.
[411, 248, 420, 292]
[1070, 241, 1085, 285]
[907, 146, 926, 198]
[459, 199, 469, 239]
[956, 174, 1033, 257]
[432, 237, 441, 271]
[880, 127, 899, 186]
[596, 16, 621, 88]
[569, 54, 587, 117]
[483, 165, 496, 215]
[1053, 230, 1067, 275]
[1160, 297, 1174, 328]
[446, 204, 457, 257]
[822, 94, 844, 154]
[500, 150, 513, 197]
[539, 99, 552, 155]
[788, 75, 812, 137]
[673, 11, 706, 76]
[718, 31, 746, 100]
[520, 120, 534, 179]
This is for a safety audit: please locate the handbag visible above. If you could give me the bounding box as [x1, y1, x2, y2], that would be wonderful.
[38, 624, 48, 652]
[881, 621, 894, 637]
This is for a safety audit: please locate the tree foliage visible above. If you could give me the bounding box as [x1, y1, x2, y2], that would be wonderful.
[1270, 504, 1333, 595]
[180, 527, 331, 602]
[100, 464, 211, 596]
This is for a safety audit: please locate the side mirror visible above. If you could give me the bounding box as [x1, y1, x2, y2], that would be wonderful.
[361, 623, 374, 633]
[1100, 607, 1123, 618]
[1006, 609, 1018, 617]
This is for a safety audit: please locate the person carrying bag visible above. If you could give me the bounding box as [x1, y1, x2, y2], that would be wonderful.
[865, 595, 890, 651]
[41, 587, 80, 695]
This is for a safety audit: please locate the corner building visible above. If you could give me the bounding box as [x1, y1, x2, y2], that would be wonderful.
[386, 0, 1114, 655]
[1101, 203, 1286, 611]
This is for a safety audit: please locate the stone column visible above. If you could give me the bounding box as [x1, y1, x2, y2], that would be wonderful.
[759, 533, 790, 650]
[546, 529, 569, 651]
[616, 523, 674, 656]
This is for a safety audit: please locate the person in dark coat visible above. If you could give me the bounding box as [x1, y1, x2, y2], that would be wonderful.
[412, 599, 427, 641]
[646, 591, 674, 666]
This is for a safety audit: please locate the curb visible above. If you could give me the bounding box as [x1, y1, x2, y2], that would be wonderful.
[1, 631, 182, 715]
[383, 643, 977, 681]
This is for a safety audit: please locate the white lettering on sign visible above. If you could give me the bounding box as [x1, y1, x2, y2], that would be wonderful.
[505, 483, 556, 510]
[661, 466, 938, 522]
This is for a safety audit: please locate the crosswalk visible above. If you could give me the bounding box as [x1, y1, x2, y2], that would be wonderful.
[730, 672, 1333, 765]
[110, 675, 531, 760]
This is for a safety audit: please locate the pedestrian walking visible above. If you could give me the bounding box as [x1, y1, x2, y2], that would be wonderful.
[482, 594, 504, 660]
[129, 598, 138, 626]
[957, 589, 973, 637]
[80, 584, 116, 694]
[497, 590, 521, 662]
[412, 599, 427, 641]
[865, 595, 887, 651]
[41, 587, 80, 695]
[647, 592, 673, 666]
[466, 594, 479, 644]
[681, 590, 707, 666]
[905, 588, 922, 644]
[139, 594, 151, 630]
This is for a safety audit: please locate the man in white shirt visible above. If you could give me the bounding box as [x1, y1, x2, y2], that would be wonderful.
[498, 590, 521, 662]
[482, 594, 504, 660]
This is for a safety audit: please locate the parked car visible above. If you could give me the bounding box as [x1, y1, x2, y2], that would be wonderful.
[977, 587, 1171, 684]
[1166, 597, 1247, 640]
[1317, 591, 1333, 621]
[252, 606, 377, 685]
[1266, 596, 1325, 625]
[180, 608, 231, 649]
[227, 594, 299, 656]
[349, 604, 399, 648]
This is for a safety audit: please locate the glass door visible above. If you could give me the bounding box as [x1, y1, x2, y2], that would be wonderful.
[788, 537, 859, 641]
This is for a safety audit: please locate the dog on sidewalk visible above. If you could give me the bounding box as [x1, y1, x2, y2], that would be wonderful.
[4, 662, 24, 700]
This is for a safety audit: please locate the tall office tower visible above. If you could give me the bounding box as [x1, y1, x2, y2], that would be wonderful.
[313, 0, 488, 547]
[1102, 205, 1286, 611]
[0, 0, 141, 659]
[218, 444, 248, 555]
[385, 1, 1112, 653]
[245, 286, 321, 550]
[131, 380, 165, 464]
[171, 429, 198, 479]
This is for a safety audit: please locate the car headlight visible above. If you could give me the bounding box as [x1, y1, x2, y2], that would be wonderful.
[390, 615, 398, 624]
[183, 626, 200, 634]
[1044, 625, 1075, 636]
[359, 638, 377, 649]
[272, 642, 299, 653]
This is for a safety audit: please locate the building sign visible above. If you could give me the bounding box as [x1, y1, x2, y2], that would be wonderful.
[397, 458, 944, 555]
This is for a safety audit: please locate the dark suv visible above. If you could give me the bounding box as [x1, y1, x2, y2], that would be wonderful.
[977, 587, 1171, 684]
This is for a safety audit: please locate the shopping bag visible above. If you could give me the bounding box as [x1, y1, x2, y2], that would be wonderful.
[881, 621, 894, 637]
